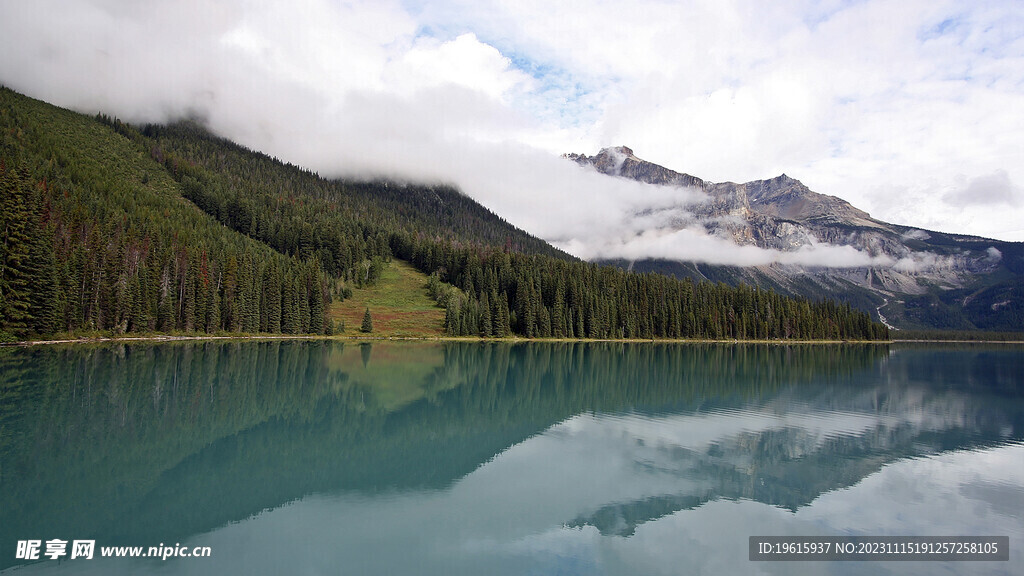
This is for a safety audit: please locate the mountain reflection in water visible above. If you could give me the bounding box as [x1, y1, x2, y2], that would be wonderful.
[1, 341, 1021, 575]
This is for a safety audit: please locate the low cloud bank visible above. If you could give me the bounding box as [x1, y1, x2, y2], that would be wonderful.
[442, 146, 901, 269]
[1, 0, 1004, 269]
[557, 229, 893, 268]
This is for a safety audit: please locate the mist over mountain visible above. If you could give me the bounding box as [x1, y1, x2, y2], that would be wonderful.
[567, 146, 1023, 331]
[0, 88, 886, 342]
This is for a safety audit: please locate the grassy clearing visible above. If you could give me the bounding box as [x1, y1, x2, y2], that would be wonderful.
[329, 260, 446, 338]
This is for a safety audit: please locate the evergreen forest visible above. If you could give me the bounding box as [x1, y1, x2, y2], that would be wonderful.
[0, 87, 888, 341]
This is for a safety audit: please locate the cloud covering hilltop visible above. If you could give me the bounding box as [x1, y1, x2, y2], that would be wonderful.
[1, 0, 1022, 252]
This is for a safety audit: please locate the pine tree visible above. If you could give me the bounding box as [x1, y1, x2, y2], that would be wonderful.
[157, 266, 175, 332]
[223, 254, 241, 332]
[182, 254, 198, 332]
[361, 307, 373, 333]
[194, 250, 210, 333]
[479, 291, 492, 337]
[0, 164, 34, 335]
[281, 273, 299, 334]
[444, 299, 460, 335]
[25, 205, 59, 335]
[298, 276, 311, 333]
[497, 294, 511, 337]
[206, 273, 221, 333]
[263, 261, 282, 333]
[308, 259, 325, 334]
[127, 273, 147, 333]
[240, 253, 260, 333]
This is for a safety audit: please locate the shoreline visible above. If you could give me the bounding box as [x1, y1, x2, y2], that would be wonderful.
[4, 333, 1021, 347]
[7, 333, 891, 346]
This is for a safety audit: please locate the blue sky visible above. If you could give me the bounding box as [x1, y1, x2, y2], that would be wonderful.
[1, 0, 1022, 256]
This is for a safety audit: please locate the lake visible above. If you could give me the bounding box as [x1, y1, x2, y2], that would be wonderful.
[1, 341, 1021, 575]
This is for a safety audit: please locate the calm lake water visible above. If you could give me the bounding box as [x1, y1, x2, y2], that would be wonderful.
[1, 341, 1022, 575]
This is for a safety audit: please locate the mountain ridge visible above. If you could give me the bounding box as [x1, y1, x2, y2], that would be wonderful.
[0, 87, 886, 341]
[567, 146, 1023, 331]
[569, 146, 875, 225]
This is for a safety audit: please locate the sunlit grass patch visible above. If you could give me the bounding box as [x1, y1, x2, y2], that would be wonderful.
[329, 260, 445, 337]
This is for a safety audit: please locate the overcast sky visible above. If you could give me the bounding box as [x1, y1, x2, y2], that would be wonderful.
[2, 0, 1022, 262]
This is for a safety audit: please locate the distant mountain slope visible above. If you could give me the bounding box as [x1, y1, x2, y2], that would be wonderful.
[0, 87, 887, 341]
[568, 146, 1023, 331]
[141, 120, 571, 265]
[132, 123, 887, 340]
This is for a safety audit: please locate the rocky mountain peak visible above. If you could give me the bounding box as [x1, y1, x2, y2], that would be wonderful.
[570, 147, 874, 226]
[566, 146, 706, 189]
[743, 174, 872, 223]
[770, 173, 798, 186]
[561, 146, 1021, 332]
[601, 145, 635, 158]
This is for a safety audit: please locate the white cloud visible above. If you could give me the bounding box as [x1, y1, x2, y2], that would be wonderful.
[385, 33, 532, 101]
[901, 229, 931, 241]
[1, 0, 1022, 256]
[420, 0, 1024, 241]
[556, 223, 893, 268]
[943, 170, 1022, 207]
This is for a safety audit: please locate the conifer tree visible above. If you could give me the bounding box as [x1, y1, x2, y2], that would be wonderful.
[299, 276, 311, 333]
[0, 164, 33, 335]
[479, 291, 492, 337]
[240, 254, 261, 333]
[263, 262, 282, 333]
[25, 201, 59, 334]
[223, 254, 241, 332]
[308, 259, 326, 333]
[206, 274, 221, 332]
[182, 254, 198, 332]
[157, 267, 175, 332]
[361, 307, 373, 333]
[497, 294, 511, 337]
[281, 273, 299, 334]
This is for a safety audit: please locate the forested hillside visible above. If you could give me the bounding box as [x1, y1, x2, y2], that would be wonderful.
[0, 88, 888, 341]
[0, 88, 331, 339]
[137, 120, 569, 277]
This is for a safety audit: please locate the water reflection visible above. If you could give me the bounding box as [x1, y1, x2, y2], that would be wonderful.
[1, 341, 1022, 575]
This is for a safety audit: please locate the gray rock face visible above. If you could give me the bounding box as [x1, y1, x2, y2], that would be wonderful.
[567, 146, 708, 189]
[566, 147, 1023, 331]
[568, 147, 878, 241]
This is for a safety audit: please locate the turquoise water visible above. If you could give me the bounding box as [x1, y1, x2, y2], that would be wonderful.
[1, 341, 1021, 575]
